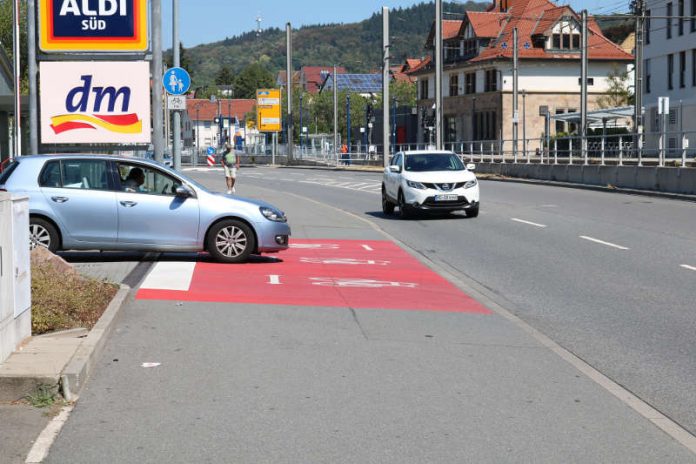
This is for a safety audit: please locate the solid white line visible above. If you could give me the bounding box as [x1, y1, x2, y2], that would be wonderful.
[511, 218, 547, 228]
[681, 264, 696, 272]
[140, 262, 196, 291]
[579, 236, 630, 250]
[25, 404, 74, 463]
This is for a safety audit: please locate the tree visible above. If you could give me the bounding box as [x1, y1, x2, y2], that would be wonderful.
[597, 67, 633, 109]
[233, 62, 274, 99]
[390, 80, 417, 108]
[0, 0, 27, 92]
[215, 66, 234, 85]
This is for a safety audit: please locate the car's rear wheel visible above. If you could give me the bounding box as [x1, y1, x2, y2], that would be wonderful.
[382, 186, 395, 215]
[398, 191, 412, 219]
[206, 219, 256, 263]
[29, 218, 59, 252]
[466, 204, 479, 218]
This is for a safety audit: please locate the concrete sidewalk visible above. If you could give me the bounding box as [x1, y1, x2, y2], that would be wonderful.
[0, 259, 140, 464]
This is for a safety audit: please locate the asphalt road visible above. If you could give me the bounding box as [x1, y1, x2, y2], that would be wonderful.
[42, 166, 696, 463]
[228, 166, 696, 436]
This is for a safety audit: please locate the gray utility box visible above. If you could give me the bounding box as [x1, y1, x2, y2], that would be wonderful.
[0, 192, 31, 364]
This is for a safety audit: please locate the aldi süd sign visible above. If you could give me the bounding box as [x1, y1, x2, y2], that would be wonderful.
[39, 0, 148, 52]
[40, 61, 151, 144]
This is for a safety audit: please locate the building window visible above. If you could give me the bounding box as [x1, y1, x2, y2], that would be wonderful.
[552, 34, 561, 48]
[578, 77, 594, 86]
[465, 72, 476, 94]
[449, 74, 459, 97]
[667, 2, 673, 39]
[680, 51, 686, 87]
[484, 69, 497, 92]
[679, 0, 685, 34]
[420, 79, 429, 99]
[669, 109, 678, 125]
[551, 31, 580, 50]
[646, 10, 651, 43]
[668, 54, 674, 90]
[645, 59, 651, 93]
[692, 0, 696, 32]
[692, 50, 696, 86]
[445, 116, 457, 142]
[555, 108, 565, 133]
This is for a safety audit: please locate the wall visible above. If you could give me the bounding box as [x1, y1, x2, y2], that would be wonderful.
[476, 163, 696, 195]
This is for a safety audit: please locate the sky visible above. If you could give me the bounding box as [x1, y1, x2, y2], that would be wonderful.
[161, 0, 620, 48]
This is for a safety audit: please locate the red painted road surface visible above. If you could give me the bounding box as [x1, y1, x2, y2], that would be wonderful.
[137, 239, 491, 314]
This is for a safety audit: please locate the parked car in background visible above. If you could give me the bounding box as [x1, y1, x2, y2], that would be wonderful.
[144, 151, 173, 167]
[0, 155, 290, 263]
[382, 150, 480, 218]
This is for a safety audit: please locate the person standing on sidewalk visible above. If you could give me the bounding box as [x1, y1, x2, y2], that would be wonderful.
[222, 143, 240, 194]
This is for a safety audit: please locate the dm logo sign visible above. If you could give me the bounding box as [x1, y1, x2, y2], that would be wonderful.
[40, 61, 151, 144]
[39, 0, 148, 52]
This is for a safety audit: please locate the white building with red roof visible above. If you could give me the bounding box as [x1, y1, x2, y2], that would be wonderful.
[409, 0, 634, 146]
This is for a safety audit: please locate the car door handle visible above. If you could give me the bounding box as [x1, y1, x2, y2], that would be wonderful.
[120, 201, 138, 208]
[51, 196, 69, 203]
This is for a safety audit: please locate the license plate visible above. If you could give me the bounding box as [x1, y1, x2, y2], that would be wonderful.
[435, 194, 458, 201]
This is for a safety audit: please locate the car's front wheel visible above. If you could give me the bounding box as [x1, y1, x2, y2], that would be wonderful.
[206, 219, 256, 263]
[382, 186, 395, 215]
[398, 191, 412, 219]
[29, 218, 60, 252]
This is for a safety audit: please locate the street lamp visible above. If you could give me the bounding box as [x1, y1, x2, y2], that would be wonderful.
[195, 104, 200, 167]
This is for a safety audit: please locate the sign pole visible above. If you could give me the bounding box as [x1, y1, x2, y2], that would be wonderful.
[152, 0, 165, 162]
[11, 0, 21, 158]
[28, 0, 38, 155]
[172, 0, 182, 170]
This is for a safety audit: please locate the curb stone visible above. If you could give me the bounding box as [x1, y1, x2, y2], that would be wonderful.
[60, 285, 130, 402]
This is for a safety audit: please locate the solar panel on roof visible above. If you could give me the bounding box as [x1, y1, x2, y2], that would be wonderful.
[325, 74, 383, 93]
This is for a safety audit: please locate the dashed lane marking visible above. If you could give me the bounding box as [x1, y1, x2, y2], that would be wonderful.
[681, 264, 696, 272]
[140, 262, 196, 291]
[579, 236, 630, 251]
[511, 218, 547, 228]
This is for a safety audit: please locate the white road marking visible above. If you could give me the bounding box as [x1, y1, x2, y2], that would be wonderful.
[680, 264, 696, 272]
[362, 244, 374, 251]
[579, 236, 630, 250]
[140, 262, 196, 291]
[511, 218, 547, 228]
[25, 404, 74, 463]
[268, 274, 282, 285]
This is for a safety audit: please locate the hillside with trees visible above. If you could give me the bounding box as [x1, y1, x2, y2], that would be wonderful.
[181, 1, 489, 91]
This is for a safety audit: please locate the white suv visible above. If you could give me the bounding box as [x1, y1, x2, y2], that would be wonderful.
[382, 150, 480, 218]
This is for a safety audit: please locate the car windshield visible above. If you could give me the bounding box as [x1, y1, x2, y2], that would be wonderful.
[0, 160, 19, 184]
[404, 153, 465, 172]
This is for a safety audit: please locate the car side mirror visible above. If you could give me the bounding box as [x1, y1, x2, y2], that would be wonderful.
[175, 185, 193, 198]
[389, 165, 402, 173]
[466, 163, 476, 171]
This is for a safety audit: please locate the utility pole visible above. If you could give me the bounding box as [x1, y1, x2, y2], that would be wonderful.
[383, 6, 390, 165]
[346, 94, 351, 154]
[435, 0, 443, 150]
[152, 0, 164, 162]
[172, 0, 182, 170]
[581, 10, 588, 165]
[634, 0, 645, 163]
[28, 0, 38, 155]
[11, 0, 21, 158]
[333, 64, 338, 156]
[286, 23, 294, 163]
[512, 27, 519, 163]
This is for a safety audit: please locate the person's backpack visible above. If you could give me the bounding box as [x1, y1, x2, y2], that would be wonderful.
[224, 151, 237, 167]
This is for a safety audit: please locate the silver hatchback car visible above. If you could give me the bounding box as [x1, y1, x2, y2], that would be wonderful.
[0, 155, 290, 263]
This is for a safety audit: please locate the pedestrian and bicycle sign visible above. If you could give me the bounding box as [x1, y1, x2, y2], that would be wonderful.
[163, 68, 191, 95]
[207, 146, 216, 155]
[39, 0, 149, 52]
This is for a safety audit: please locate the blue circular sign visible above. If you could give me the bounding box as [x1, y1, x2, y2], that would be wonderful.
[163, 67, 191, 95]
[207, 146, 216, 155]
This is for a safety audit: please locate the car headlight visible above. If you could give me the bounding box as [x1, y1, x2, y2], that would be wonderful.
[406, 180, 427, 190]
[464, 179, 478, 189]
[260, 206, 287, 222]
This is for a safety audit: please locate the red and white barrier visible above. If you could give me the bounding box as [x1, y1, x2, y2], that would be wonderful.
[207, 155, 215, 167]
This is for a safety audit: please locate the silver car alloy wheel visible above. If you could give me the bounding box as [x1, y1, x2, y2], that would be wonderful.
[29, 224, 51, 250]
[215, 225, 248, 258]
